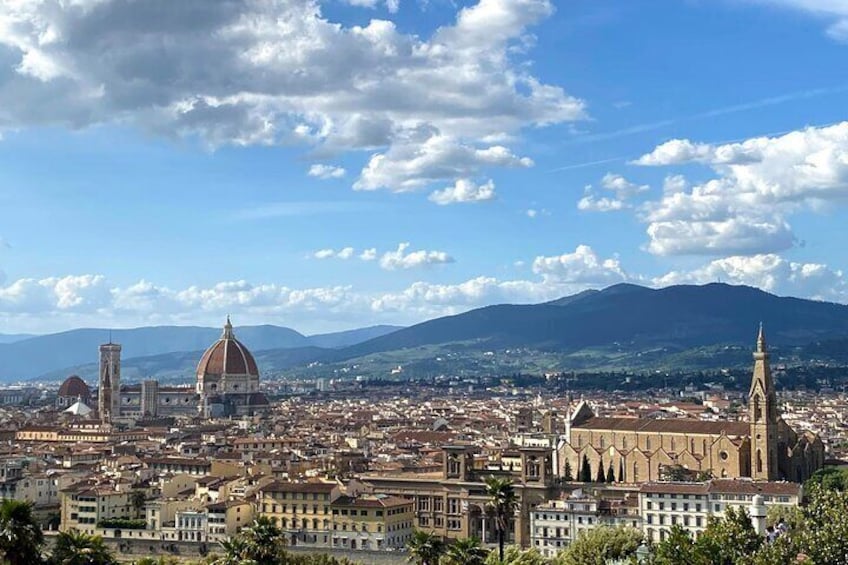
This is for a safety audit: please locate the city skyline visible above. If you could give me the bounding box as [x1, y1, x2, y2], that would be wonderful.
[2, 0, 848, 334]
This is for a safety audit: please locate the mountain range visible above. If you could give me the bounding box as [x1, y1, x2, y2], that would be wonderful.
[6, 283, 848, 383]
[0, 324, 401, 381]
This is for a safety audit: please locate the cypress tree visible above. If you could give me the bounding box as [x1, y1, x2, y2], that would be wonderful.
[618, 459, 625, 482]
[596, 457, 606, 483]
[606, 464, 616, 483]
[563, 460, 573, 482]
[580, 454, 592, 482]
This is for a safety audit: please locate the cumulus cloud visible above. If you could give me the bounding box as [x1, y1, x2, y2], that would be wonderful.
[378, 243, 455, 270]
[429, 178, 496, 205]
[532, 245, 628, 284]
[313, 247, 355, 260]
[0, 0, 584, 190]
[633, 122, 848, 255]
[577, 194, 625, 212]
[577, 173, 648, 213]
[4, 248, 847, 332]
[308, 164, 346, 179]
[360, 248, 378, 261]
[354, 130, 533, 191]
[655, 253, 848, 303]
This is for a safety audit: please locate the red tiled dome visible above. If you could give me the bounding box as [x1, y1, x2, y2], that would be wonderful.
[196, 318, 259, 378]
[58, 375, 90, 398]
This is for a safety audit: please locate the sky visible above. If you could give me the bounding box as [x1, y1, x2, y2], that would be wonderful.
[1, 0, 848, 335]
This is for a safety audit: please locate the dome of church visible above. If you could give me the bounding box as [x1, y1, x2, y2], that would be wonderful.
[196, 318, 259, 378]
[58, 375, 90, 398]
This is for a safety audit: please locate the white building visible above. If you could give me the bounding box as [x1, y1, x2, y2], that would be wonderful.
[530, 489, 604, 558]
[639, 479, 801, 543]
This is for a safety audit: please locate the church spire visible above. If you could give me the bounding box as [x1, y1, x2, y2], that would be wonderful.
[757, 321, 766, 353]
[749, 323, 779, 480]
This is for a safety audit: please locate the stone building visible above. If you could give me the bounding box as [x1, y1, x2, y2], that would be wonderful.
[558, 327, 824, 484]
[196, 318, 269, 418]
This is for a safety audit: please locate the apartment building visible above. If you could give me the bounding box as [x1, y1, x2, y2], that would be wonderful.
[60, 485, 136, 535]
[530, 491, 602, 558]
[329, 494, 414, 551]
[257, 481, 340, 547]
[639, 479, 801, 543]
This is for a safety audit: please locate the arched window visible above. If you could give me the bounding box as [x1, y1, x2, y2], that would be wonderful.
[754, 395, 762, 422]
[756, 449, 763, 473]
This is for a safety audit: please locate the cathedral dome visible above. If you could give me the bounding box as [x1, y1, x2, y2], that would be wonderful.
[196, 318, 259, 378]
[59, 375, 90, 399]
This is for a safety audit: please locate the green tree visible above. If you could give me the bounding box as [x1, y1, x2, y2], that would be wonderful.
[0, 499, 44, 565]
[130, 490, 147, 518]
[562, 460, 573, 482]
[213, 535, 258, 565]
[440, 537, 488, 565]
[790, 483, 848, 565]
[579, 455, 591, 483]
[617, 459, 625, 483]
[485, 476, 518, 563]
[651, 524, 702, 565]
[552, 526, 642, 565]
[605, 464, 615, 483]
[240, 516, 285, 564]
[484, 545, 547, 565]
[407, 530, 445, 565]
[595, 458, 605, 483]
[693, 506, 762, 565]
[50, 529, 116, 565]
[805, 467, 848, 492]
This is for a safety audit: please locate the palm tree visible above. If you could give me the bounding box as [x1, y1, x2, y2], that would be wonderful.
[407, 529, 444, 565]
[50, 529, 116, 565]
[240, 516, 284, 563]
[440, 537, 488, 565]
[484, 476, 517, 563]
[213, 536, 258, 565]
[0, 499, 44, 565]
[129, 490, 147, 519]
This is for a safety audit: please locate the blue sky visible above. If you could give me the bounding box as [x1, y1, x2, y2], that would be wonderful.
[1, 0, 847, 334]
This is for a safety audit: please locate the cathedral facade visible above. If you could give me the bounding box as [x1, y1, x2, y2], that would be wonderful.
[558, 327, 824, 483]
[93, 318, 268, 422]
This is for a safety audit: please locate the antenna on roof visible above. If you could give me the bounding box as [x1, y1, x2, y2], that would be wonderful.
[108, 329, 112, 345]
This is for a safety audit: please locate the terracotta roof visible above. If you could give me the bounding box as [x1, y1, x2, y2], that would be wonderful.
[196, 320, 259, 377]
[59, 376, 90, 398]
[640, 479, 801, 497]
[260, 481, 337, 494]
[574, 416, 749, 436]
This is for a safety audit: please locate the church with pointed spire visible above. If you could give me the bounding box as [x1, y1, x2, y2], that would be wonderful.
[558, 325, 824, 483]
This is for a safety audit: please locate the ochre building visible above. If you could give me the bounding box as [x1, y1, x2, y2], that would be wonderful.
[558, 327, 824, 483]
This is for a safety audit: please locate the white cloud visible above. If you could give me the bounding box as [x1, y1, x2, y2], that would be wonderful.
[342, 0, 400, 13]
[354, 130, 533, 191]
[308, 164, 346, 179]
[577, 194, 625, 212]
[379, 243, 455, 270]
[747, 1, 848, 42]
[429, 178, 496, 205]
[313, 247, 355, 260]
[360, 248, 378, 261]
[4, 248, 847, 333]
[633, 122, 848, 255]
[654, 253, 848, 302]
[577, 173, 648, 213]
[531, 245, 628, 284]
[313, 249, 337, 259]
[526, 209, 539, 218]
[600, 173, 649, 199]
[0, 0, 584, 190]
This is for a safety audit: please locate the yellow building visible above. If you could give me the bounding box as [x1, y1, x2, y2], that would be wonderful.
[558, 327, 825, 484]
[60, 484, 136, 535]
[257, 481, 340, 547]
[329, 494, 414, 551]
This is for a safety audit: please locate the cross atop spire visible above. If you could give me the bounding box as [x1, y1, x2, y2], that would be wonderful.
[757, 322, 766, 353]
